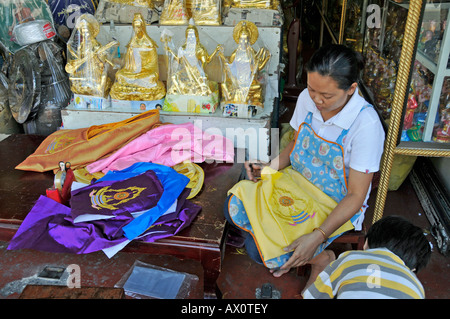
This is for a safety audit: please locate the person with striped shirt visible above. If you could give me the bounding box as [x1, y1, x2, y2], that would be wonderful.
[303, 216, 431, 299]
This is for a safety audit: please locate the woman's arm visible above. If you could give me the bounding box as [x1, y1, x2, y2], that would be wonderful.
[245, 137, 295, 181]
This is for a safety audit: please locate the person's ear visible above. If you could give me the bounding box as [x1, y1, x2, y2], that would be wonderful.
[363, 238, 369, 250]
[347, 82, 357, 95]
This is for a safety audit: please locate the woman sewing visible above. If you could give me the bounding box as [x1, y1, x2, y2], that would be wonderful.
[224, 44, 385, 289]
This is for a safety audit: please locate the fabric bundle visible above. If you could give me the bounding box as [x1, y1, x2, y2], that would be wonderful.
[10, 111, 235, 257]
[86, 122, 235, 174]
[8, 163, 202, 258]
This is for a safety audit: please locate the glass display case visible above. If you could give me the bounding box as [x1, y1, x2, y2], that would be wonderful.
[359, 0, 450, 222]
[362, 0, 450, 146]
[317, 0, 450, 223]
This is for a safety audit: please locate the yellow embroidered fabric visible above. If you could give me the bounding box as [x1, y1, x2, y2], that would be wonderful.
[228, 166, 354, 262]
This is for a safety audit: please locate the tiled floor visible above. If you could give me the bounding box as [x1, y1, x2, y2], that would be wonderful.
[217, 175, 450, 299]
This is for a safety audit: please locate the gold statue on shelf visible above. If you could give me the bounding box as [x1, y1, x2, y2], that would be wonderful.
[110, 13, 165, 101]
[162, 19, 220, 96]
[65, 14, 119, 98]
[218, 21, 270, 108]
[160, 0, 189, 25]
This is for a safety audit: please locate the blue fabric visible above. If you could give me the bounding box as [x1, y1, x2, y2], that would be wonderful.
[99, 162, 189, 240]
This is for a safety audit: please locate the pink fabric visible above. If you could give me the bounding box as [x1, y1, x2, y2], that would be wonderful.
[87, 122, 234, 174]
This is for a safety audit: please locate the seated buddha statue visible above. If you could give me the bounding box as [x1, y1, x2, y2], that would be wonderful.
[65, 14, 118, 98]
[218, 21, 270, 108]
[162, 20, 220, 96]
[110, 13, 165, 100]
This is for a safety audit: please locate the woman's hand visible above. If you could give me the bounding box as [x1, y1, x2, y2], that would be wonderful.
[244, 160, 269, 182]
[271, 230, 324, 277]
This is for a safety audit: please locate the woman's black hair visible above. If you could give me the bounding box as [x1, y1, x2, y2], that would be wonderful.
[305, 44, 364, 91]
[365, 216, 431, 273]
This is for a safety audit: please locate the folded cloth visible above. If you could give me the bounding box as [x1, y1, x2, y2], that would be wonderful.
[96, 162, 190, 240]
[86, 122, 235, 174]
[7, 195, 130, 254]
[15, 110, 160, 172]
[7, 187, 201, 255]
[70, 170, 164, 223]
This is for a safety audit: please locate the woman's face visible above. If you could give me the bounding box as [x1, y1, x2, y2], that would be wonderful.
[307, 72, 357, 119]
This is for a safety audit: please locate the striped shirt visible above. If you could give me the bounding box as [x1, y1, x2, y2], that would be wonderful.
[303, 248, 425, 299]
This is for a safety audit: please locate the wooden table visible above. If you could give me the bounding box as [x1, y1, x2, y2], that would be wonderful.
[0, 134, 243, 298]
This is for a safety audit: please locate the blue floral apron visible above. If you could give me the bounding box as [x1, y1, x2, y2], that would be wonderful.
[229, 106, 371, 269]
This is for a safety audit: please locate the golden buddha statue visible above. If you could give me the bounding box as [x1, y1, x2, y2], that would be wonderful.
[160, 0, 189, 25]
[218, 21, 270, 108]
[109, 13, 165, 101]
[65, 14, 119, 98]
[162, 20, 220, 96]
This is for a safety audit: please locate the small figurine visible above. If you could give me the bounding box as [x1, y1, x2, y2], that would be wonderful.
[65, 14, 119, 98]
[110, 13, 166, 100]
[218, 21, 270, 109]
[403, 93, 418, 130]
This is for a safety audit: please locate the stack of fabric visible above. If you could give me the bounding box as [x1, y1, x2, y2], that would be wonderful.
[8, 110, 234, 257]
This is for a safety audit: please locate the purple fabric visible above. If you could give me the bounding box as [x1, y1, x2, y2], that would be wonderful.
[139, 188, 200, 242]
[70, 170, 163, 220]
[7, 187, 201, 254]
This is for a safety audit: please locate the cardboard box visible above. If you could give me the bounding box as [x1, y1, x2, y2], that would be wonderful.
[111, 98, 165, 112]
[163, 84, 219, 114]
[222, 6, 283, 27]
[73, 94, 111, 110]
[95, 0, 161, 24]
[221, 102, 258, 118]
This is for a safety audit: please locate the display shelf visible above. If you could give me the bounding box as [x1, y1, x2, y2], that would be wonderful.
[361, 0, 450, 223]
[61, 23, 282, 163]
[317, 0, 450, 223]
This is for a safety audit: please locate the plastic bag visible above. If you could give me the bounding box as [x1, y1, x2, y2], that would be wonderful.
[0, 0, 55, 53]
[160, 0, 189, 25]
[189, 0, 221, 25]
[65, 13, 119, 98]
[115, 260, 199, 299]
[47, 0, 98, 29]
[218, 21, 270, 116]
[161, 21, 219, 96]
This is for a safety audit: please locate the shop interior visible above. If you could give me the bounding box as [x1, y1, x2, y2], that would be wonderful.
[0, 0, 448, 299]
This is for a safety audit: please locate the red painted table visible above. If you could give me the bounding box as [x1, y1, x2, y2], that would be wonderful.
[0, 134, 243, 298]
